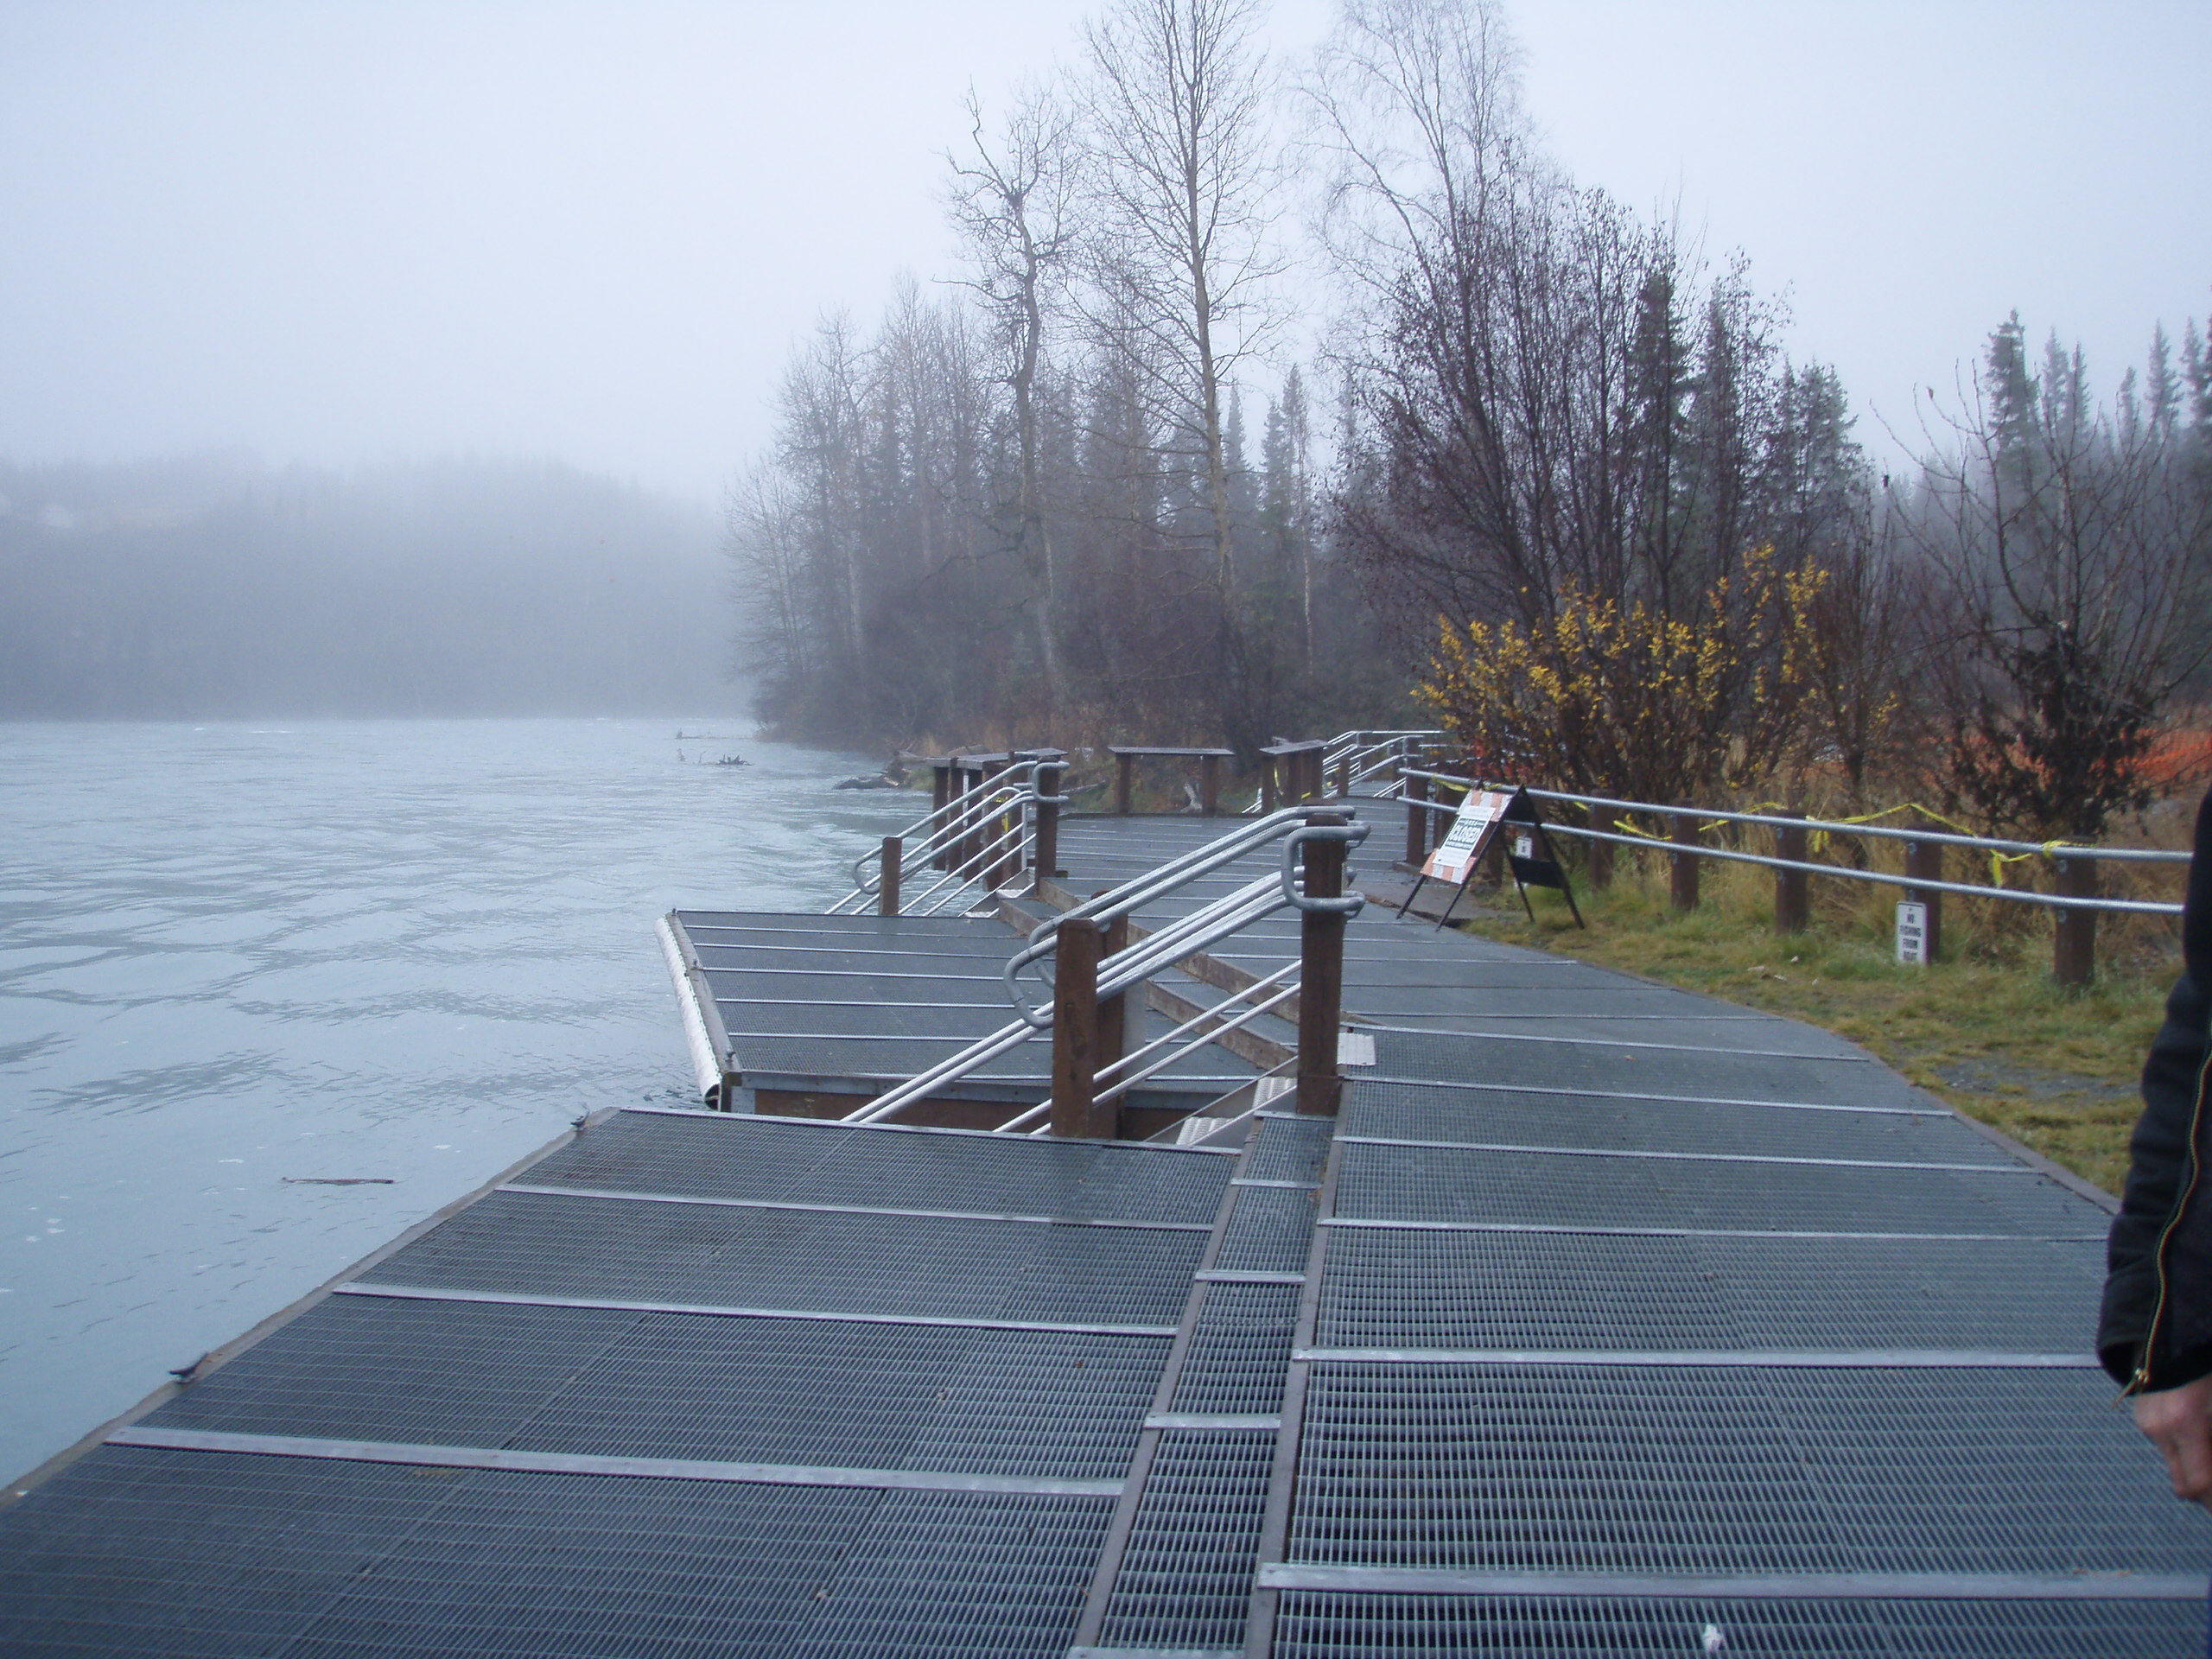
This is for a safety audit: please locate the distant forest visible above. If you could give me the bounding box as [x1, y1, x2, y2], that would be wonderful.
[0, 453, 735, 718]
[729, 0, 2209, 842]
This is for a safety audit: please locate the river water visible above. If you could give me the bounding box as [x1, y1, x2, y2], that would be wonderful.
[0, 719, 912, 1486]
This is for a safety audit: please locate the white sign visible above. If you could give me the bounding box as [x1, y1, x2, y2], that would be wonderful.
[1513, 833, 1535, 861]
[1895, 900, 1929, 964]
[1421, 790, 1513, 884]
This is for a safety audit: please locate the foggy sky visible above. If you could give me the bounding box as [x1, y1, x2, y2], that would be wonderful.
[2, 0, 2205, 506]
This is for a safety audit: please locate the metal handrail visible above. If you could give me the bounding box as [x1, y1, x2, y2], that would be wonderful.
[842, 808, 1369, 1128]
[829, 760, 1065, 916]
[1246, 729, 1444, 811]
[1399, 768, 2185, 916]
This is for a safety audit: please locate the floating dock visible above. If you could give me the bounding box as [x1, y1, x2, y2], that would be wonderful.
[2, 803, 2203, 1656]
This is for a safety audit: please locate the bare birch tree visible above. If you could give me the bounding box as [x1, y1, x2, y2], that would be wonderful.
[1079, 0, 1280, 606]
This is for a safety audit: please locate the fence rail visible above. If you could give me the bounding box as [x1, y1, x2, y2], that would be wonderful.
[1397, 768, 2185, 985]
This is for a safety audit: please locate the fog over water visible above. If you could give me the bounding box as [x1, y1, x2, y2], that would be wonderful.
[0, 721, 912, 1485]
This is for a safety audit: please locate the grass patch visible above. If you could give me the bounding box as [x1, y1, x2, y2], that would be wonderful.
[1449, 853, 2182, 1197]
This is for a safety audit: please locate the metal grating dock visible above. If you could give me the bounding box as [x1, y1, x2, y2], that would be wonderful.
[4, 806, 2202, 1656]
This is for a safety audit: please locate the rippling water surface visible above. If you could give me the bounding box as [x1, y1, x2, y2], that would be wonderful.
[0, 720, 910, 1484]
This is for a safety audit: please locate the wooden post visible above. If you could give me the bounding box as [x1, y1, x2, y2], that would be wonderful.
[1031, 761, 1062, 889]
[1670, 806, 1700, 912]
[1773, 815, 1808, 935]
[1904, 819, 1944, 963]
[931, 764, 952, 869]
[1334, 752, 1351, 798]
[877, 836, 902, 918]
[1261, 757, 1278, 815]
[1199, 753, 1221, 817]
[1403, 772, 1429, 868]
[1297, 813, 1348, 1117]
[1051, 918, 1110, 1137]
[2053, 854, 2097, 987]
[1586, 802, 1613, 890]
[1116, 753, 1135, 816]
[1096, 913, 1129, 1090]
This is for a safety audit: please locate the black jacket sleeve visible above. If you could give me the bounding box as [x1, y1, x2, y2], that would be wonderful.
[2099, 791, 2212, 1388]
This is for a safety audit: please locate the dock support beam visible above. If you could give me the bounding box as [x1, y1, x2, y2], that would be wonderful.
[1670, 806, 1700, 912]
[2054, 855, 2097, 986]
[1773, 816, 1807, 934]
[1297, 813, 1347, 1117]
[877, 836, 901, 918]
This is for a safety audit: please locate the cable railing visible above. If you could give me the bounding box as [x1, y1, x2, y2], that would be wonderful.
[838, 807, 1370, 1130]
[1397, 766, 2185, 982]
[827, 760, 1066, 917]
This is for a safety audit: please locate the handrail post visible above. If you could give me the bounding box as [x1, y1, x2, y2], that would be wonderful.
[1096, 913, 1130, 1096]
[931, 764, 952, 869]
[1403, 772, 1429, 868]
[1334, 752, 1351, 798]
[878, 836, 902, 918]
[1586, 801, 1613, 890]
[1032, 761, 1062, 892]
[2054, 854, 2097, 986]
[1116, 752, 1135, 816]
[1262, 756, 1278, 815]
[1200, 753, 1221, 817]
[1773, 814, 1807, 934]
[1904, 816, 1943, 962]
[1297, 811, 1348, 1117]
[1670, 805, 1700, 912]
[1051, 918, 1111, 1137]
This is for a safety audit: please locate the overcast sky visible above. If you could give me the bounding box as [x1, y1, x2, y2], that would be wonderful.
[2, 1, 2205, 505]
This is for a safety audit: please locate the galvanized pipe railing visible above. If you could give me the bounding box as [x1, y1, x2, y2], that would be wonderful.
[1398, 766, 2184, 984]
[828, 759, 1068, 916]
[841, 808, 1369, 1129]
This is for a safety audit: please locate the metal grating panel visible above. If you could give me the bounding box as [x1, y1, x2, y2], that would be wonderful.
[1341, 1080, 1992, 1165]
[1172, 1283, 1302, 1415]
[530, 1109, 1230, 1224]
[789, 1490, 1115, 1658]
[1212, 1184, 1319, 1275]
[1242, 1114, 1334, 1186]
[1271, 1593, 2205, 1656]
[1288, 1365, 2207, 1574]
[1314, 1229, 2106, 1353]
[1368, 1029, 1922, 1111]
[1096, 1430, 1274, 1653]
[0, 1445, 879, 1658]
[141, 1295, 1165, 1482]
[1332, 1141, 2102, 1237]
[1381, 1014, 1859, 1058]
[357, 1190, 1206, 1328]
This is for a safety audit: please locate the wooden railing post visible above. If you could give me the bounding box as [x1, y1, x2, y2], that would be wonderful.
[1904, 817, 1944, 963]
[1297, 813, 1348, 1117]
[1334, 752, 1351, 798]
[1051, 918, 1111, 1137]
[2054, 854, 2097, 987]
[1586, 802, 1613, 890]
[1670, 806, 1700, 912]
[1031, 762, 1062, 890]
[1200, 753, 1221, 817]
[1773, 815, 1807, 935]
[931, 763, 952, 869]
[877, 836, 902, 917]
[1116, 753, 1135, 816]
[1096, 913, 1129, 1097]
[1403, 772, 1429, 868]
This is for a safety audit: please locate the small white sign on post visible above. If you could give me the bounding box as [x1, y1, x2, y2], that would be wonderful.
[1896, 900, 1929, 965]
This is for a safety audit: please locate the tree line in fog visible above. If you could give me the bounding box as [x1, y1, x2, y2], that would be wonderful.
[0, 453, 734, 719]
[730, 0, 2211, 837]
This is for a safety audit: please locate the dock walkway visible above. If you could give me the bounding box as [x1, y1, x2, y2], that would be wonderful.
[2, 805, 2203, 1656]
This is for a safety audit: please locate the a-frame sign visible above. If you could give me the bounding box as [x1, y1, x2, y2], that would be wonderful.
[1398, 784, 1585, 929]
